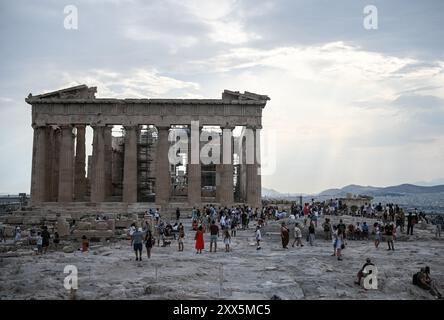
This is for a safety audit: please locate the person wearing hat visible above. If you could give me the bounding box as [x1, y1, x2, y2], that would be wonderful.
[132, 227, 145, 261]
[14, 226, 22, 242]
[355, 258, 375, 285]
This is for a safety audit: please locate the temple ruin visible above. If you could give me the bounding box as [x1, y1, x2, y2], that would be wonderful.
[26, 85, 270, 216]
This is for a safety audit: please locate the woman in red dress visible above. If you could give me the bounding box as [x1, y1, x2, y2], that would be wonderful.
[195, 225, 204, 254]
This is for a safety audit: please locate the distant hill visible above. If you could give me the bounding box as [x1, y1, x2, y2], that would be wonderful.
[262, 187, 308, 198]
[318, 184, 444, 197]
[263, 183, 444, 199]
[262, 187, 286, 198]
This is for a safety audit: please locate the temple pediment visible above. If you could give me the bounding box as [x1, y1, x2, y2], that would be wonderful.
[26, 84, 97, 101]
[222, 90, 270, 102]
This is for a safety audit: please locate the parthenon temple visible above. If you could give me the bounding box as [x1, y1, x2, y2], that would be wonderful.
[26, 85, 270, 214]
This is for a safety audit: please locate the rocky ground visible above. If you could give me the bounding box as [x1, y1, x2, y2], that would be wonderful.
[0, 215, 443, 300]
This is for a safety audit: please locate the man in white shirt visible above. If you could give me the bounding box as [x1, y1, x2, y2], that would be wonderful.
[292, 223, 304, 247]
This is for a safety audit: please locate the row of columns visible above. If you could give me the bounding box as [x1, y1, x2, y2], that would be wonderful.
[30, 124, 261, 207]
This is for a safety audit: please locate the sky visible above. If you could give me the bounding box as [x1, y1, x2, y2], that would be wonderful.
[0, 0, 443, 194]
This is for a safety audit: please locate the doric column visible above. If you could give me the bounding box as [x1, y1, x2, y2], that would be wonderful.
[50, 127, 61, 202]
[122, 125, 138, 203]
[217, 126, 234, 206]
[155, 126, 171, 205]
[30, 125, 48, 204]
[58, 125, 75, 202]
[90, 125, 106, 203]
[104, 126, 113, 199]
[238, 133, 247, 202]
[187, 125, 201, 206]
[246, 126, 261, 208]
[74, 125, 87, 201]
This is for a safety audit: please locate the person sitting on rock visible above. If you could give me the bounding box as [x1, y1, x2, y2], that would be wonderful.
[347, 224, 355, 240]
[419, 266, 443, 299]
[355, 258, 374, 285]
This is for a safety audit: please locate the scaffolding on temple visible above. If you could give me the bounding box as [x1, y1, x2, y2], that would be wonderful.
[137, 126, 157, 202]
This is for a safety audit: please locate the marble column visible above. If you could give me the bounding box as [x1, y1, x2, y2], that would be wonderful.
[187, 126, 201, 206]
[104, 126, 113, 200]
[217, 126, 234, 206]
[122, 125, 138, 203]
[58, 125, 75, 202]
[50, 127, 61, 202]
[90, 125, 106, 203]
[246, 126, 261, 208]
[30, 125, 48, 204]
[156, 126, 171, 205]
[74, 125, 87, 201]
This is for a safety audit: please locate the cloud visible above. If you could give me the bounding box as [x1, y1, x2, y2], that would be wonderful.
[392, 93, 444, 110]
[60, 68, 201, 98]
[182, 41, 444, 192]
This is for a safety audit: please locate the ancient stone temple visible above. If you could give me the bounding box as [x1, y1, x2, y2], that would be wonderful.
[26, 85, 269, 213]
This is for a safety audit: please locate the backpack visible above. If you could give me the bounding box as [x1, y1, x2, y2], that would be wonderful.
[412, 272, 420, 285]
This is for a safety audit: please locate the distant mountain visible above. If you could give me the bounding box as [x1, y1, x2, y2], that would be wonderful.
[262, 187, 308, 198]
[262, 187, 286, 198]
[263, 184, 444, 199]
[382, 184, 444, 194]
[320, 184, 380, 196]
[413, 178, 444, 186]
[318, 184, 444, 197]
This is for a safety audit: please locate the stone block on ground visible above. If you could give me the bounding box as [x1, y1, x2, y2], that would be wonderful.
[76, 222, 91, 230]
[56, 217, 70, 237]
[94, 221, 109, 230]
[106, 219, 115, 231]
[6, 217, 23, 224]
[63, 245, 76, 253]
[72, 229, 113, 239]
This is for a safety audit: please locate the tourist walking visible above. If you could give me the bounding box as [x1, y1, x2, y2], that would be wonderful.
[255, 225, 262, 250]
[308, 222, 316, 246]
[374, 223, 381, 249]
[291, 223, 304, 247]
[281, 222, 289, 249]
[322, 218, 332, 240]
[176, 207, 181, 221]
[385, 222, 395, 251]
[129, 223, 136, 246]
[53, 232, 60, 250]
[195, 225, 204, 254]
[41, 226, 51, 254]
[178, 223, 185, 252]
[333, 227, 344, 260]
[14, 226, 22, 242]
[407, 212, 416, 235]
[223, 230, 231, 252]
[145, 230, 154, 258]
[132, 227, 144, 261]
[36, 232, 43, 254]
[230, 218, 237, 237]
[209, 220, 219, 253]
[435, 224, 441, 238]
